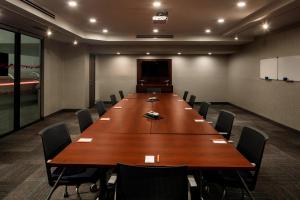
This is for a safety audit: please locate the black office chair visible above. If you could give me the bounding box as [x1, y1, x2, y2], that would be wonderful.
[75, 109, 93, 133]
[188, 95, 196, 108]
[119, 90, 125, 99]
[110, 94, 118, 105]
[183, 90, 189, 101]
[40, 123, 100, 198]
[107, 164, 197, 200]
[216, 126, 269, 199]
[215, 110, 236, 140]
[146, 88, 162, 93]
[198, 102, 210, 119]
[95, 100, 106, 117]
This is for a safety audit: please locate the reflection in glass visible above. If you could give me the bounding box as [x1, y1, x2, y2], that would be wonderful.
[20, 35, 41, 127]
[0, 29, 15, 135]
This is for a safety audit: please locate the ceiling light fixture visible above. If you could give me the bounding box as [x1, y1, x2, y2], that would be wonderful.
[116, 52, 121, 55]
[205, 29, 211, 34]
[153, 1, 161, 8]
[208, 52, 212, 55]
[68, 1, 78, 7]
[234, 36, 239, 40]
[153, 28, 159, 33]
[146, 52, 150, 55]
[237, 1, 246, 8]
[262, 22, 269, 30]
[102, 29, 108, 33]
[46, 29, 52, 36]
[217, 18, 225, 24]
[73, 40, 78, 45]
[89, 18, 97, 23]
[177, 52, 182, 55]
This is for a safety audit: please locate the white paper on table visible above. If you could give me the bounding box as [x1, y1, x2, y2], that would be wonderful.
[212, 140, 227, 144]
[185, 107, 193, 110]
[178, 100, 184, 102]
[100, 117, 111, 121]
[77, 138, 93, 143]
[145, 155, 155, 163]
[194, 119, 205, 123]
[114, 106, 122, 109]
[123, 99, 129, 101]
[173, 94, 178, 96]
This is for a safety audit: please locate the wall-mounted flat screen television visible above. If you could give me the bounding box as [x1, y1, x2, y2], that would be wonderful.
[141, 60, 169, 78]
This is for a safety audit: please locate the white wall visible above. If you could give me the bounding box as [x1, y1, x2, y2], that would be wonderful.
[43, 40, 89, 116]
[96, 55, 228, 102]
[228, 27, 300, 131]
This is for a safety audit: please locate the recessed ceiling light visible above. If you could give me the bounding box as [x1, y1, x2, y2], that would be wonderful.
[153, 28, 159, 33]
[102, 29, 108, 33]
[237, 1, 246, 8]
[262, 22, 269, 30]
[153, 1, 161, 8]
[89, 18, 97, 23]
[68, 1, 77, 7]
[234, 36, 239, 40]
[217, 18, 225, 24]
[208, 52, 212, 55]
[116, 52, 121, 55]
[46, 29, 52, 36]
[146, 52, 150, 55]
[73, 40, 78, 45]
[205, 29, 211, 34]
[177, 52, 182, 55]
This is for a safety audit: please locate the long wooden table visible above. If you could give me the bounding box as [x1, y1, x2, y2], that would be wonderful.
[50, 93, 253, 170]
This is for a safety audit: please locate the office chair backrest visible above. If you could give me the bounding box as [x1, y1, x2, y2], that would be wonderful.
[215, 110, 236, 140]
[116, 164, 188, 200]
[237, 126, 269, 190]
[110, 94, 118, 105]
[39, 122, 71, 185]
[183, 91, 189, 101]
[119, 90, 125, 99]
[198, 102, 210, 119]
[95, 100, 106, 117]
[188, 95, 196, 107]
[75, 109, 93, 133]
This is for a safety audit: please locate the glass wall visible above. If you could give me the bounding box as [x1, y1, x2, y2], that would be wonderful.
[0, 28, 42, 135]
[0, 29, 15, 135]
[20, 35, 41, 127]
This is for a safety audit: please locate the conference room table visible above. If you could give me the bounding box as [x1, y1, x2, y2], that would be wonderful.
[49, 93, 254, 199]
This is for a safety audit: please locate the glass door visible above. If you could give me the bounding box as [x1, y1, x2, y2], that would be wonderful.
[20, 35, 41, 127]
[0, 29, 15, 135]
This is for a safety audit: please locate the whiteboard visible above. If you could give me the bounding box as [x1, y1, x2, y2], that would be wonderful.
[260, 58, 278, 80]
[278, 56, 300, 81]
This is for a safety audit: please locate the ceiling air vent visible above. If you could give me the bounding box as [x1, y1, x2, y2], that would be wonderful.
[20, 0, 55, 19]
[136, 34, 174, 39]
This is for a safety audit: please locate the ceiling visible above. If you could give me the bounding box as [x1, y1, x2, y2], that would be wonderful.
[1, 0, 300, 54]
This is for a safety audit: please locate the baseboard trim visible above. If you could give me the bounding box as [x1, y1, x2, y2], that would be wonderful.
[229, 103, 300, 134]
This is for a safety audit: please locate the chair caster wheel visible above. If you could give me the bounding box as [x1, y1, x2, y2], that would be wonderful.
[90, 184, 98, 192]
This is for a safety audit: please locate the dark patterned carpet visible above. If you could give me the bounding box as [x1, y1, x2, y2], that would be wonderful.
[0, 104, 299, 200]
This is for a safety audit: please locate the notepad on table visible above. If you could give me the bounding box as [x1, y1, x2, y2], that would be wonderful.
[77, 138, 93, 143]
[145, 155, 155, 163]
[185, 107, 192, 110]
[114, 106, 122, 109]
[212, 139, 227, 144]
[100, 117, 111, 121]
[194, 119, 205, 123]
[178, 100, 184, 102]
[123, 99, 129, 101]
[173, 94, 178, 96]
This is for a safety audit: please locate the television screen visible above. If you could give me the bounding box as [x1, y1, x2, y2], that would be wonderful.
[141, 60, 169, 78]
[0, 52, 9, 76]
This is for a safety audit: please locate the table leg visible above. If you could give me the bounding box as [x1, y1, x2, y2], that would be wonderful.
[236, 171, 255, 200]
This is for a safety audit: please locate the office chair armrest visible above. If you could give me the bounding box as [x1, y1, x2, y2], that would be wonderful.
[108, 174, 117, 185]
[228, 140, 234, 143]
[187, 175, 197, 188]
[218, 132, 228, 135]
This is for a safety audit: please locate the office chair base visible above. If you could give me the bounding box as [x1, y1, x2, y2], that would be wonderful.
[64, 186, 69, 198]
